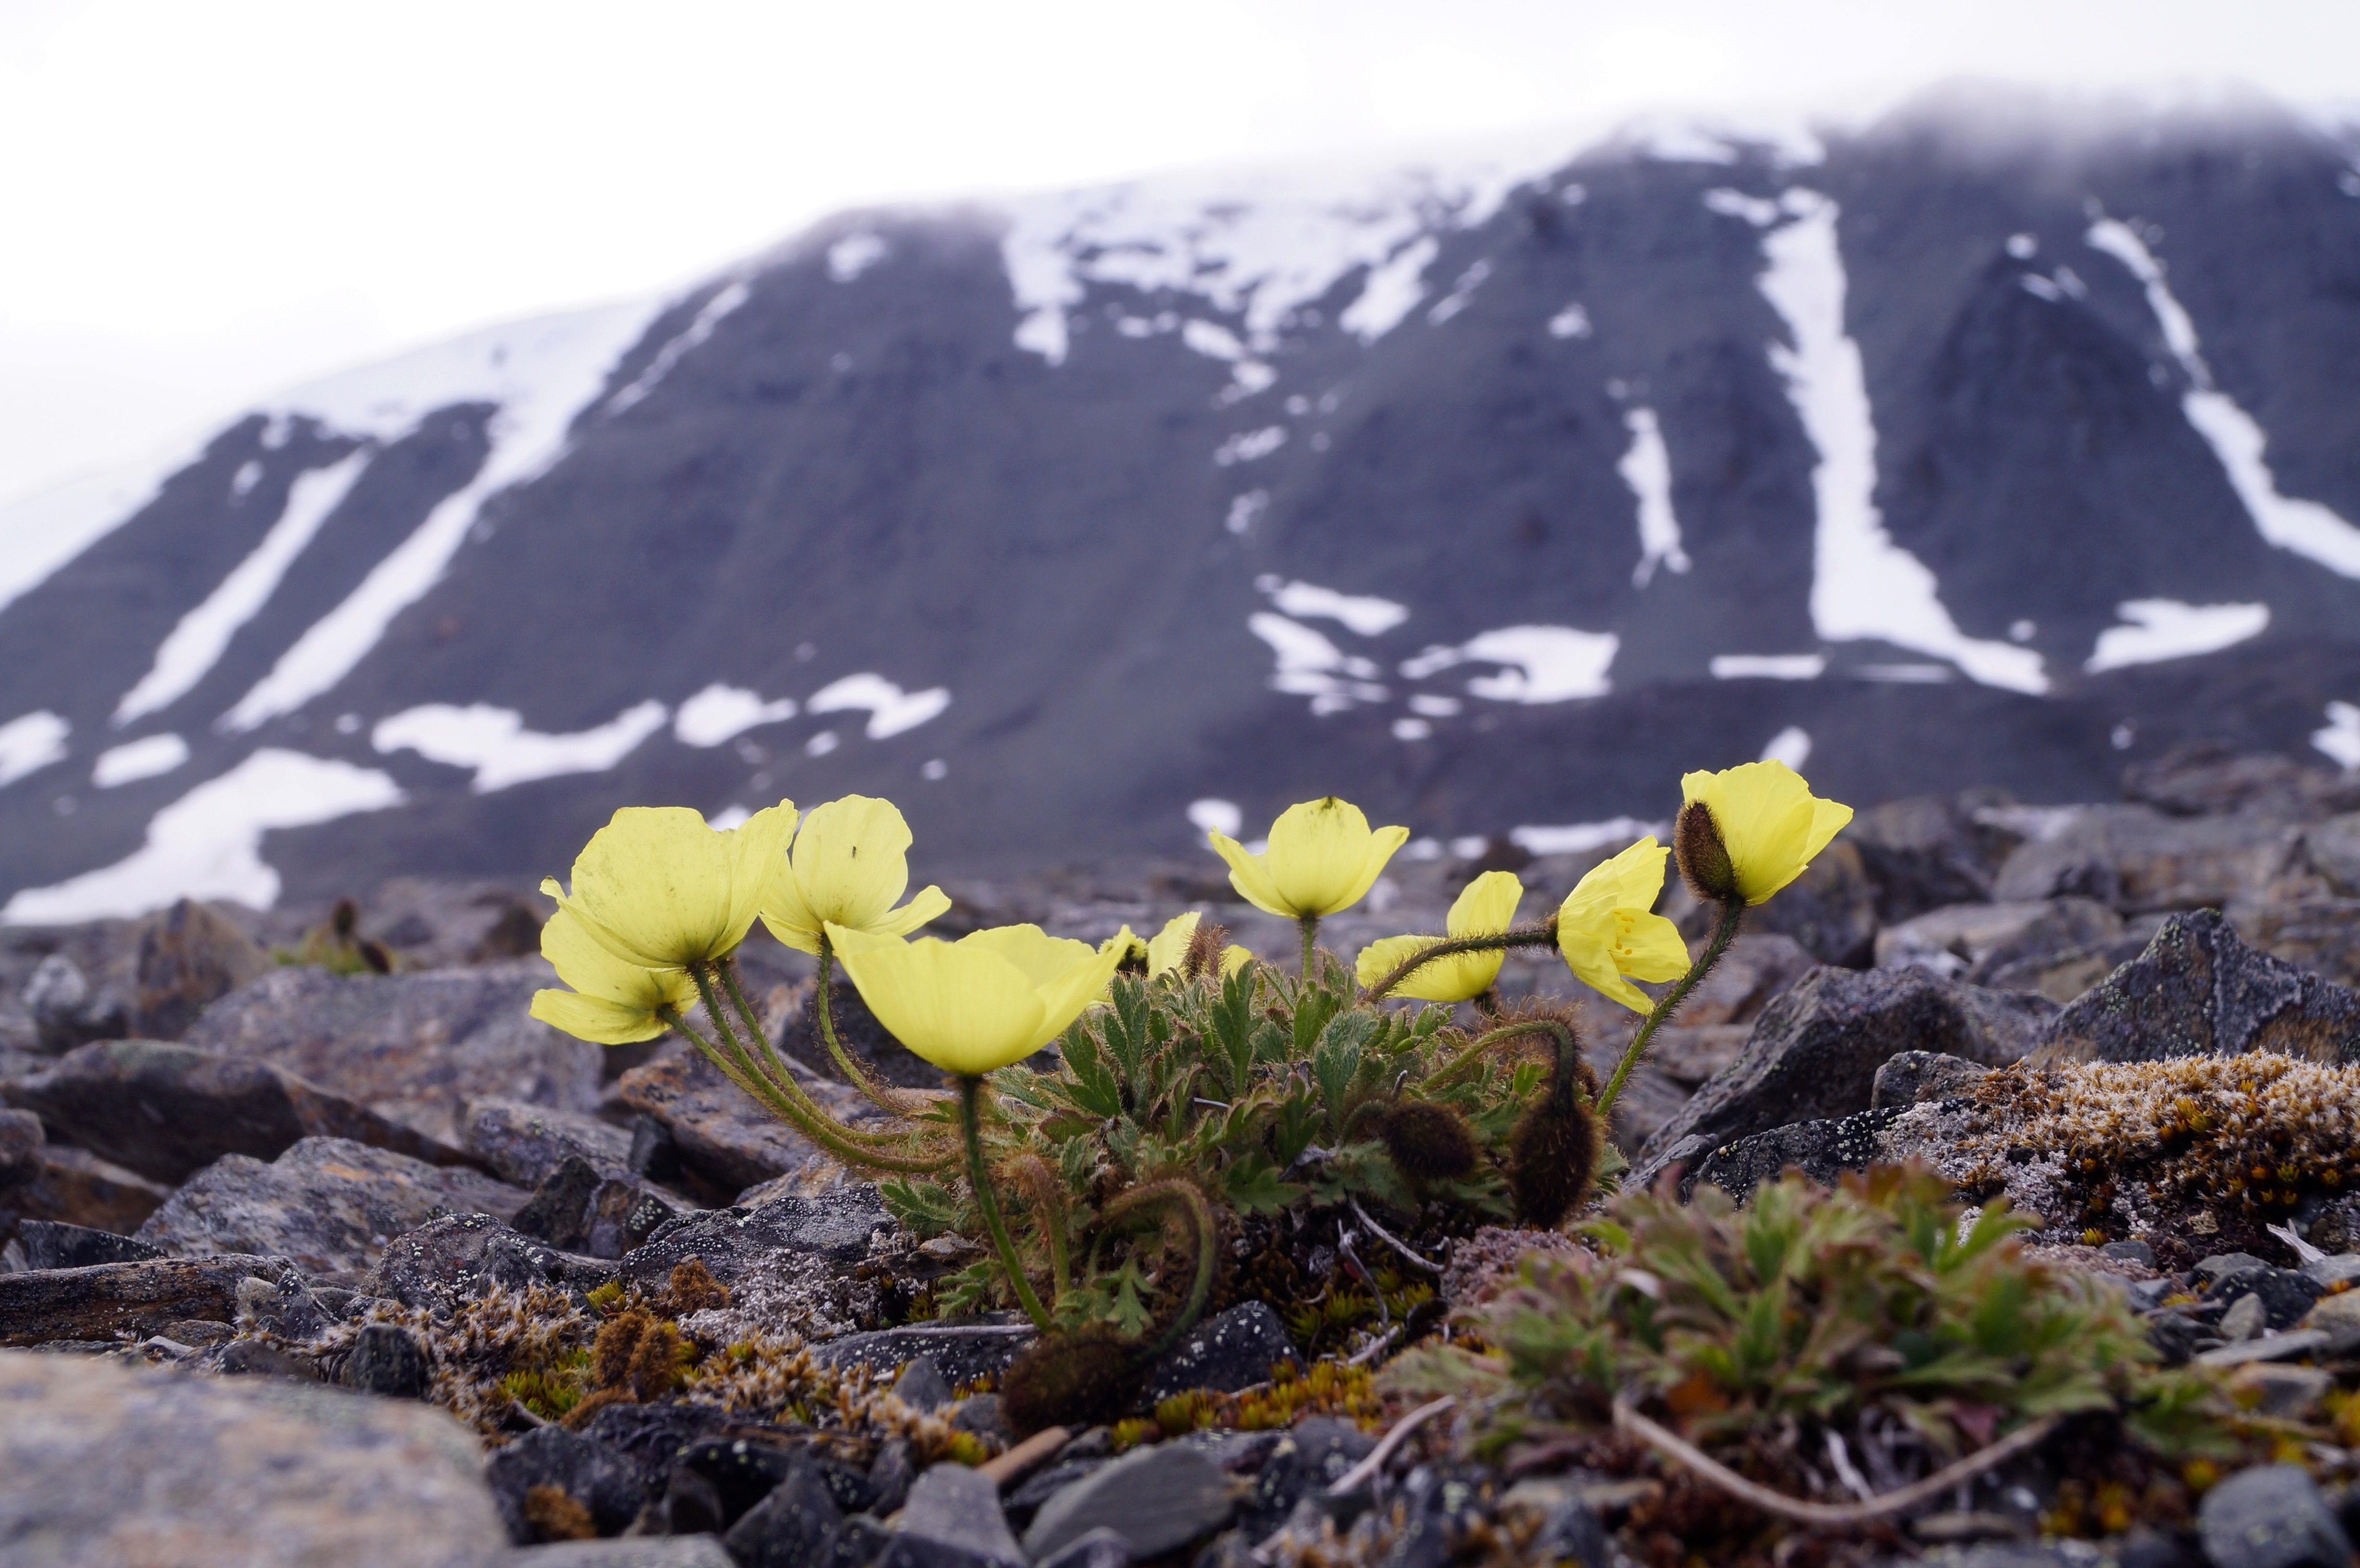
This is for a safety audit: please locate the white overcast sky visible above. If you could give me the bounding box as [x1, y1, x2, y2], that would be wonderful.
[3, 0, 2358, 505]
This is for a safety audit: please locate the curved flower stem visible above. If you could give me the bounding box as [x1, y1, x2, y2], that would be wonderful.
[1421, 1016, 1578, 1095]
[957, 1075, 1052, 1331]
[703, 959, 932, 1153]
[1594, 897, 1745, 1122]
[1364, 921, 1560, 1001]
[1298, 917, 1318, 981]
[1102, 1178, 1218, 1355]
[816, 937, 915, 1115]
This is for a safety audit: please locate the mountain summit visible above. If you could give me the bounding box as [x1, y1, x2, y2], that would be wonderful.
[5, 86, 2360, 919]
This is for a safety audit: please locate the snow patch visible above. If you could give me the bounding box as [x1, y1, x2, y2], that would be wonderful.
[1711, 654, 1826, 680]
[1340, 238, 1437, 343]
[1749, 189, 2048, 695]
[1758, 725, 1813, 769]
[1225, 490, 1269, 535]
[1255, 576, 1407, 636]
[674, 684, 798, 747]
[372, 700, 668, 793]
[2315, 702, 2360, 771]
[1214, 427, 1288, 466]
[826, 233, 890, 283]
[1408, 694, 1461, 717]
[2, 749, 403, 922]
[1546, 302, 1592, 340]
[220, 297, 669, 732]
[1248, 612, 1386, 715]
[1509, 817, 1665, 857]
[1426, 258, 1492, 325]
[606, 282, 752, 417]
[1618, 408, 1690, 587]
[2084, 600, 2270, 672]
[1392, 718, 1431, 741]
[92, 733, 189, 788]
[2086, 217, 2360, 578]
[1182, 320, 1247, 360]
[806, 674, 950, 739]
[1188, 798, 1243, 838]
[1402, 626, 1618, 703]
[115, 450, 372, 726]
[232, 460, 264, 498]
[0, 711, 70, 787]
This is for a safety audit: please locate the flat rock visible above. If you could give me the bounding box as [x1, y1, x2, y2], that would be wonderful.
[1870, 1050, 1991, 1110]
[2197, 1462, 2351, 1568]
[813, 1323, 1035, 1385]
[137, 1136, 528, 1282]
[0, 1134, 172, 1241]
[0, 1347, 507, 1566]
[364, 1212, 615, 1310]
[621, 1187, 896, 1288]
[1688, 1107, 1905, 1203]
[505, 1541, 738, 1568]
[0, 1252, 300, 1347]
[1146, 1300, 1301, 1402]
[464, 1097, 638, 1188]
[1023, 1441, 1236, 1562]
[182, 961, 601, 1145]
[612, 1045, 874, 1194]
[131, 897, 270, 1039]
[4, 1037, 476, 1184]
[1993, 805, 2304, 913]
[1633, 967, 2053, 1185]
[2031, 909, 2360, 1065]
[17, 1220, 163, 1270]
[514, 1155, 682, 1260]
[898, 1461, 1024, 1567]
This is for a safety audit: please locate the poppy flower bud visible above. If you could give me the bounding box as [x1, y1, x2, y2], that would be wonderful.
[1674, 799, 1740, 905]
[1379, 1101, 1479, 1181]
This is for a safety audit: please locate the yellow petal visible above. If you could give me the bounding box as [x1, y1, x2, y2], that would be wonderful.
[873, 884, 952, 939]
[1444, 870, 1524, 938]
[827, 924, 1044, 1076]
[1681, 761, 1848, 904]
[1615, 910, 1693, 983]
[530, 988, 675, 1045]
[791, 796, 916, 931]
[1219, 945, 1254, 978]
[1025, 924, 1132, 1051]
[1557, 922, 1654, 1014]
[1354, 932, 1500, 1003]
[1208, 830, 1291, 918]
[722, 798, 798, 949]
[1145, 912, 1200, 978]
[1263, 798, 1408, 917]
[962, 923, 1103, 989]
[561, 807, 741, 967]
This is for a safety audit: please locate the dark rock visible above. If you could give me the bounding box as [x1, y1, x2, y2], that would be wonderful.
[340, 1322, 429, 1397]
[1146, 1300, 1301, 1403]
[1504, 1483, 1611, 1568]
[725, 1449, 846, 1568]
[504, 1541, 739, 1567]
[2195, 1253, 2270, 1285]
[514, 1155, 682, 1260]
[2197, 1463, 2351, 1568]
[16, 1219, 162, 1270]
[367, 1212, 615, 1310]
[575, 1401, 739, 1494]
[783, 975, 946, 1091]
[1870, 1050, 1991, 1109]
[1237, 1417, 1374, 1538]
[181, 961, 602, 1146]
[1743, 840, 1880, 967]
[136, 1136, 529, 1281]
[675, 1433, 807, 1525]
[1846, 791, 2019, 925]
[0, 1105, 37, 1171]
[132, 898, 270, 1038]
[877, 1531, 1004, 1568]
[2032, 910, 2360, 1065]
[1995, 807, 2303, 914]
[951, 1393, 1011, 1445]
[1023, 1442, 1236, 1562]
[662, 1464, 729, 1537]
[2210, 1268, 2323, 1332]
[0, 1347, 507, 1563]
[627, 1116, 684, 1185]
[612, 1045, 872, 1194]
[0, 1138, 172, 1239]
[24, 953, 128, 1054]
[2300, 1253, 2360, 1290]
[1037, 1527, 1133, 1568]
[216, 1338, 323, 1380]
[900, 1460, 1026, 1567]
[1007, 1460, 1111, 1528]
[489, 1425, 649, 1544]
[3, 1036, 478, 1184]
[1634, 967, 2052, 1181]
[1688, 1107, 1905, 1202]
[464, 1097, 638, 1188]
[1361, 1464, 1487, 1568]
[1976, 936, 2154, 1006]
[621, 1187, 896, 1288]
[2123, 742, 2360, 822]
[0, 1251, 300, 1346]
[892, 1354, 953, 1411]
[869, 1436, 916, 1516]
[233, 1267, 334, 1340]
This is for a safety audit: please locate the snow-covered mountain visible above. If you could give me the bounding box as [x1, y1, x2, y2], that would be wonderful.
[7, 84, 2360, 919]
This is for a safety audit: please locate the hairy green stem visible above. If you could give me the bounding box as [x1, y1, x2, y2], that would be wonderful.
[1298, 917, 1318, 980]
[816, 938, 908, 1115]
[1595, 898, 1745, 1122]
[703, 959, 934, 1153]
[1102, 1178, 1219, 1355]
[1422, 1015, 1576, 1095]
[959, 1076, 1052, 1331]
[1364, 920, 1560, 1001]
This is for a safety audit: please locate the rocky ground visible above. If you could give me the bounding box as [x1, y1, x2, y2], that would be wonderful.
[9, 741, 2360, 1566]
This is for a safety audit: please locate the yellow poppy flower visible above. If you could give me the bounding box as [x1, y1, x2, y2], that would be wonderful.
[530, 906, 701, 1044]
[826, 921, 1134, 1077]
[541, 800, 797, 970]
[1208, 797, 1410, 920]
[1679, 761, 1854, 905]
[1143, 912, 1199, 978]
[1355, 870, 1524, 1002]
[1220, 944, 1255, 978]
[1556, 838, 1692, 1013]
[760, 795, 952, 955]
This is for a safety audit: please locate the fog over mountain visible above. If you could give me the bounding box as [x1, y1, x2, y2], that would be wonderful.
[6, 84, 2360, 919]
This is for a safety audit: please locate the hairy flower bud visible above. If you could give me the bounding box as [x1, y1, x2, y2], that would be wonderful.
[1379, 1100, 1479, 1181]
[1000, 1327, 1143, 1434]
[1674, 799, 1740, 905]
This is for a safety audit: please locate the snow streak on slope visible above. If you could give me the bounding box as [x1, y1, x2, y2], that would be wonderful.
[114, 449, 371, 725]
[998, 131, 1585, 364]
[1739, 189, 2048, 694]
[372, 700, 669, 793]
[674, 684, 798, 747]
[604, 282, 752, 417]
[2, 749, 403, 922]
[92, 733, 188, 788]
[1401, 627, 1619, 702]
[2085, 600, 2270, 672]
[1618, 408, 1691, 587]
[2085, 217, 2360, 578]
[220, 299, 667, 733]
[0, 711, 69, 787]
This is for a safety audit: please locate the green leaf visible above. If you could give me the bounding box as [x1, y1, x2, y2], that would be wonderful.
[878, 1178, 962, 1238]
[1222, 1152, 1305, 1216]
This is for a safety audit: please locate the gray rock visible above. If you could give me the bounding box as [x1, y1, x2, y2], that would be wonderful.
[1023, 1442, 1236, 1562]
[2197, 1463, 2351, 1568]
[1962, 899, 2132, 989]
[612, 1043, 877, 1194]
[1847, 791, 2022, 922]
[2307, 812, 2360, 897]
[505, 1541, 739, 1568]
[340, 1321, 428, 1396]
[0, 1251, 301, 1346]
[2125, 743, 2360, 823]
[893, 1354, 954, 1411]
[365, 1212, 615, 1310]
[486, 1424, 648, 1544]
[4, 1036, 479, 1184]
[136, 1136, 529, 1281]
[0, 1137, 173, 1241]
[131, 897, 270, 1039]
[1874, 901, 2103, 978]
[182, 961, 602, 1145]
[1146, 1301, 1301, 1403]
[2219, 1293, 2267, 1343]
[1688, 1107, 1905, 1203]
[514, 1155, 682, 1260]
[1033, 1527, 1131, 1568]
[2211, 1268, 2322, 1331]
[1870, 1050, 1991, 1109]
[2100, 1239, 2157, 1268]
[814, 1323, 1035, 1387]
[899, 1462, 1025, 1567]
[0, 1346, 507, 1565]
[16, 1220, 163, 1270]
[465, 1097, 638, 1188]
[0, 1105, 38, 1170]
[2195, 1253, 2270, 1285]
[724, 1449, 844, 1568]
[24, 952, 128, 1054]
[2237, 898, 2360, 990]
[1633, 967, 2052, 1182]
[2300, 1253, 2360, 1289]
[2032, 910, 2360, 1066]
[1674, 843, 1876, 967]
[621, 1186, 896, 1287]
[1994, 805, 2302, 913]
[1236, 1417, 1374, 1537]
